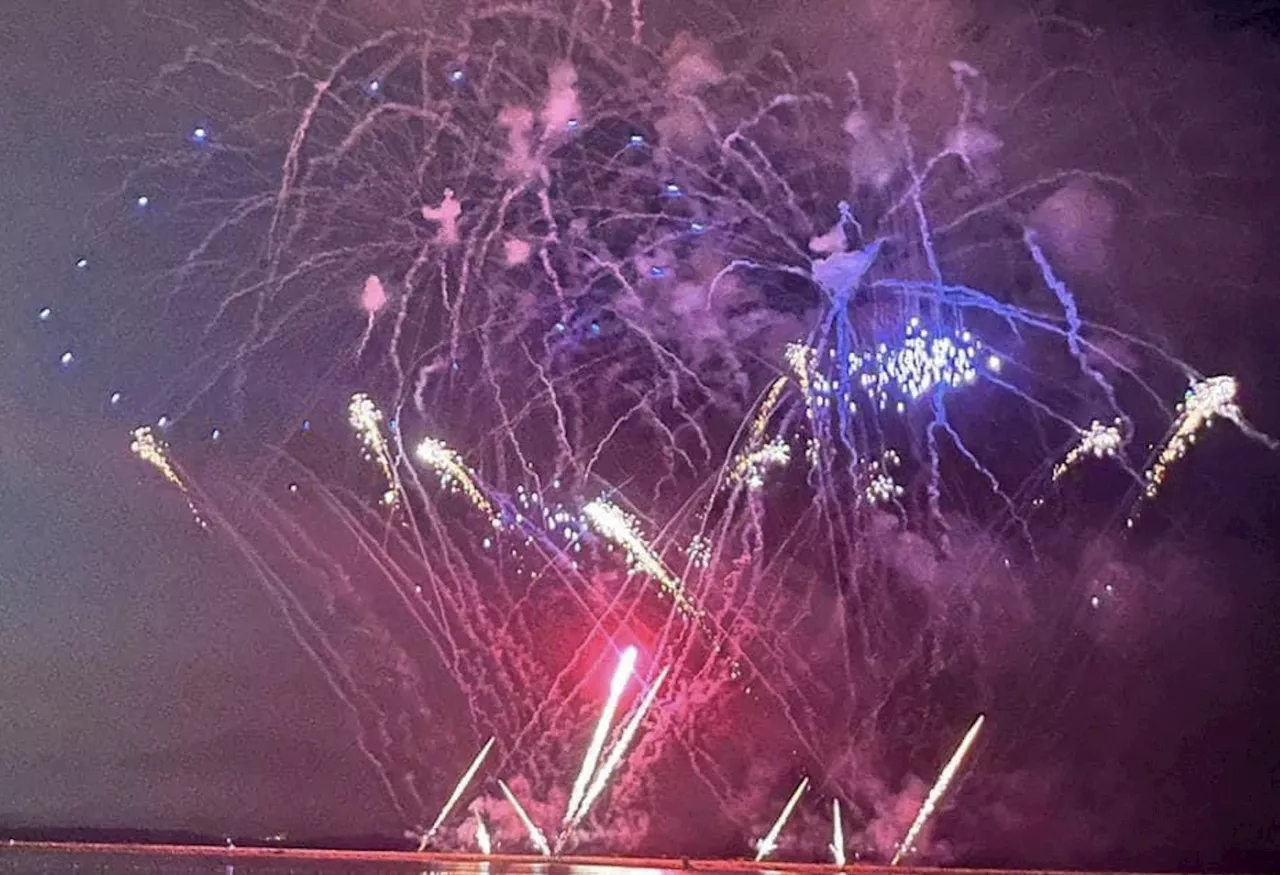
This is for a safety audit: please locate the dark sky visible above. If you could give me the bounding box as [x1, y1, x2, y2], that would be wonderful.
[2, 0, 1280, 869]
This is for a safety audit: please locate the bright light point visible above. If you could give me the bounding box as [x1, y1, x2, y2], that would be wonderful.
[628, 134, 645, 147]
[366, 79, 380, 93]
[210, 428, 221, 441]
[109, 392, 122, 405]
[567, 118, 579, 129]
[38, 307, 52, 321]
[75, 257, 88, 269]
[449, 69, 464, 83]
[690, 221, 706, 233]
[135, 195, 150, 208]
[1090, 596, 1100, 609]
[987, 355, 1001, 371]
[192, 126, 207, 141]
[664, 183, 681, 196]
[301, 419, 311, 432]
[157, 415, 170, 429]
[59, 351, 73, 366]
[288, 482, 299, 493]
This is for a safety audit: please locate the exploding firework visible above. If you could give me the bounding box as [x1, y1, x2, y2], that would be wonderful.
[81, 0, 1277, 862]
[129, 426, 206, 528]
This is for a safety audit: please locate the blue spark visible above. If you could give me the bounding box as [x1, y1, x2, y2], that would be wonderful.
[301, 419, 311, 432]
[366, 79, 381, 94]
[211, 428, 222, 440]
[191, 125, 208, 143]
[37, 307, 52, 322]
[663, 183, 682, 197]
[648, 266, 668, 278]
[109, 391, 122, 405]
[628, 134, 645, 147]
[75, 257, 89, 270]
[59, 351, 74, 366]
[135, 195, 150, 208]
[449, 69, 465, 84]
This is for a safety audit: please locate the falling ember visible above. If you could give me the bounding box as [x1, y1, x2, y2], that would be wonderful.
[830, 798, 846, 867]
[784, 343, 818, 420]
[474, 810, 492, 855]
[564, 647, 638, 828]
[754, 776, 809, 862]
[583, 498, 698, 616]
[891, 714, 986, 866]
[862, 450, 905, 506]
[418, 737, 495, 849]
[498, 779, 550, 857]
[129, 427, 206, 528]
[415, 437, 500, 524]
[348, 393, 400, 507]
[574, 665, 670, 828]
[1053, 418, 1125, 481]
[1129, 376, 1245, 525]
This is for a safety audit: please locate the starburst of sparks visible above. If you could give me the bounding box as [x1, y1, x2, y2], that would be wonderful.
[755, 776, 810, 862]
[890, 714, 986, 866]
[1053, 418, 1125, 481]
[414, 437, 500, 525]
[863, 450, 905, 506]
[582, 499, 698, 616]
[728, 438, 792, 490]
[1131, 376, 1243, 521]
[348, 393, 400, 507]
[129, 426, 206, 528]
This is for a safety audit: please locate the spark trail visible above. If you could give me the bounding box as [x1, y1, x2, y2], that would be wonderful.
[563, 646, 638, 830]
[754, 776, 809, 862]
[498, 779, 550, 857]
[348, 393, 400, 507]
[582, 499, 698, 616]
[414, 437, 500, 524]
[418, 736, 495, 849]
[129, 426, 206, 528]
[475, 810, 492, 855]
[891, 714, 986, 866]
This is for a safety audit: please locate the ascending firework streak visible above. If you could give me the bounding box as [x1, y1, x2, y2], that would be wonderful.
[474, 810, 492, 855]
[129, 426, 207, 528]
[749, 375, 791, 444]
[564, 647, 638, 829]
[583, 499, 699, 616]
[573, 665, 671, 828]
[498, 779, 550, 857]
[890, 714, 986, 866]
[417, 736, 495, 850]
[755, 776, 810, 862]
[830, 799, 846, 867]
[348, 393, 400, 507]
[414, 437, 499, 525]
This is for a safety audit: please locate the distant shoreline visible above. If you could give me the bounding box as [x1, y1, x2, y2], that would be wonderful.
[0, 840, 1182, 875]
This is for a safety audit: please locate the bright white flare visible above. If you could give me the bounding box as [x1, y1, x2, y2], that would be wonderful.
[564, 646, 638, 827]
[754, 776, 809, 862]
[474, 810, 492, 855]
[574, 665, 670, 827]
[891, 714, 986, 866]
[498, 779, 550, 857]
[830, 798, 846, 867]
[418, 736, 495, 849]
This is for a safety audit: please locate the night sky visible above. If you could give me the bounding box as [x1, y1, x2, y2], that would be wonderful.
[2, 0, 1280, 870]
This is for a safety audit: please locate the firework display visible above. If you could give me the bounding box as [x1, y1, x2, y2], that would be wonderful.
[70, 0, 1276, 864]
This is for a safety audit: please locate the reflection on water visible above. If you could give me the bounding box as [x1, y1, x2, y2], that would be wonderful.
[0, 855, 753, 875]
